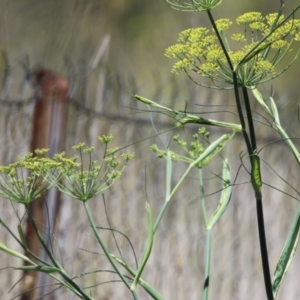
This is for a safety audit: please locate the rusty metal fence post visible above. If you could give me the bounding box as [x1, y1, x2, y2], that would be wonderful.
[21, 69, 69, 300]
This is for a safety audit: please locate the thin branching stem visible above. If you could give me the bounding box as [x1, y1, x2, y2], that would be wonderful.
[25, 205, 93, 300]
[83, 201, 140, 300]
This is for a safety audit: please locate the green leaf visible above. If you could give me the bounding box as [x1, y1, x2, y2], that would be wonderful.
[268, 96, 280, 125]
[166, 151, 172, 200]
[207, 159, 231, 230]
[252, 88, 272, 116]
[253, 88, 300, 165]
[199, 132, 235, 167]
[272, 203, 300, 298]
[16, 265, 61, 273]
[0, 241, 32, 263]
[135, 94, 242, 132]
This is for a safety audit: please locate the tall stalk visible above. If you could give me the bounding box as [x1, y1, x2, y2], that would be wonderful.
[242, 87, 273, 300]
[206, 10, 273, 300]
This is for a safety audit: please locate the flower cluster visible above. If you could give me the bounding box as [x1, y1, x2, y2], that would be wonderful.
[0, 149, 58, 204]
[165, 12, 300, 88]
[150, 128, 211, 168]
[0, 136, 134, 204]
[50, 136, 134, 202]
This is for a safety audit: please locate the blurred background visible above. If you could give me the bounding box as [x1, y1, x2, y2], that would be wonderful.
[0, 0, 300, 299]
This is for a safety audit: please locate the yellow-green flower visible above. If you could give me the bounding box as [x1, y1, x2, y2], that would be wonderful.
[171, 58, 194, 74]
[254, 61, 274, 76]
[295, 32, 300, 41]
[199, 62, 220, 76]
[236, 12, 263, 24]
[0, 152, 58, 204]
[271, 40, 289, 50]
[206, 45, 226, 62]
[165, 11, 300, 88]
[265, 13, 284, 26]
[231, 34, 246, 42]
[215, 19, 232, 31]
[50, 140, 133, 202]
[249, 21, 265, 31]
[0, 137, 134, 204]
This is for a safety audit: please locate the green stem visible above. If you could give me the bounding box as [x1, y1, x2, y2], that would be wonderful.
[256, 197, 273, 300]
[242, 87, 257, 150]
[252, 89, 300, 164]
[0, 219, 85, 296]
[153, 200, 169, 234]
[83, 201, 139, 300]
[0, 218, 44, 264]
[203, 230, 212, 300]
[232, 73, 253, 155]
[208, 10, 272, 295]
[112, 254, 165, 300]
[153, 157, 196, 233]
[252, 89, 300, 297]
[242, 89, 273, 300]
[131, 203, 153, 292]
[208, 9, 251, 152]
[276, 125, 300, 163]
[199, 168, 208, 227]
[26, 205, 93, 300]
[206, 10, 233, 71]
[153, 134, 232, 233]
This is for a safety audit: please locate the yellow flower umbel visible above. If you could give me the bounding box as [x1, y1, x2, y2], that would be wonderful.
[165, 12, 300, 88]
[0, 149, 58, 204]
[50, 136, 134, 202]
